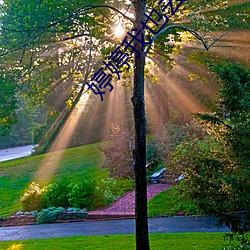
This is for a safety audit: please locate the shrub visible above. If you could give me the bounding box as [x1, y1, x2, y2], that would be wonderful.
[36, 210, 56, 225]
[92, 178, 117, 209]
[93, 177, 134, 209]
[99, 124, 134, 178]
[167, 135, 243, 215]
[68, 180, 94, 209]
[21, 182, 45, 211]
[36, 206, 64, 224]
[146, 141, 159, 171]
[43, 177, 71, 208]
[113, 177, 134, 197]
[67, 207, 87, 213]
[223, 233, 250, 250]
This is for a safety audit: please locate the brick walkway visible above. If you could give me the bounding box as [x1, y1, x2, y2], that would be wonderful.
[88, 184, 171, 219]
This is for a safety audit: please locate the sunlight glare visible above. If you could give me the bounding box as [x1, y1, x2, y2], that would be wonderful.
[35, 93, 90, 184]
[114, 24, 124, 37]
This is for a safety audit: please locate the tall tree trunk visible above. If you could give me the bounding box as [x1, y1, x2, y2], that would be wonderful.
[132, 1, 150, 250]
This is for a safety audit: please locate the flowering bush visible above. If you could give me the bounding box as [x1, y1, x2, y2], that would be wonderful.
[21, 182, 45, 211]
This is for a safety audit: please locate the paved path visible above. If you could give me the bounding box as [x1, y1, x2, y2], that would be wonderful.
[88, 184, 171, 218]
[0, 145, 37, 162]
[0, 216, 230, 241]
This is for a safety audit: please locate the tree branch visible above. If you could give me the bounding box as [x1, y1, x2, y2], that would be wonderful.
[38, 4, 134, 31]
[1, 4, 134, 33]
[145, 25, 229, 56]
[54, 33, 91, 43]
[0, 4, 134, 57]
[83, 5, 134, 24]
[205, 30, 230, 49]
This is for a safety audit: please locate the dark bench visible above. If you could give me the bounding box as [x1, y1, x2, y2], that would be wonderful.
[149, 168, 165, 184]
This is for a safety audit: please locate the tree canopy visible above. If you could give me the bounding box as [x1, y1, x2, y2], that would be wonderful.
[1, 0, 247, 130]
[0, 1, 249, 249]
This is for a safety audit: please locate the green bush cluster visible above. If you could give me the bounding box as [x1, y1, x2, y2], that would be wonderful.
[223, 233, 250, 250]
[43, 178, 71, 208]
[36, 206, 88, 224]
[36, 206, 64, 224]
[21, 178, 94, 211]
[68, 180, 94, 209]
[21, 176, 134, 212]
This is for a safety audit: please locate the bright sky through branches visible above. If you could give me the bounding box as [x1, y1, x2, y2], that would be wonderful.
[114, 24, 125, 37]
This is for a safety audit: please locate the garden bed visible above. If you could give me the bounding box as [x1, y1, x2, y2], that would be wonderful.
[0, 210, 88, 227]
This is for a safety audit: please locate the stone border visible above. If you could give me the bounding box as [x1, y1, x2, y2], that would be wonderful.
[0, 212, 87, 227]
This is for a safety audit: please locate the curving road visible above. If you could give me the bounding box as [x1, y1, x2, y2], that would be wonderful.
[0, 216, 230, 241]
[0, 145, 37, 162]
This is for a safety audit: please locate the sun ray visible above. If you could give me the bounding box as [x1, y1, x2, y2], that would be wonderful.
[35, 93, 89, 184]
[100, 83, 129, 141]
[78, 94, 106, 144]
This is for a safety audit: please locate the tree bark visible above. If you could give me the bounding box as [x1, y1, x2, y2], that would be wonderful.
[132, 1, 150, 250]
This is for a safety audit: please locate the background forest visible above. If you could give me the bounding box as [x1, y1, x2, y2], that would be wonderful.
[0, 1, 249, 249]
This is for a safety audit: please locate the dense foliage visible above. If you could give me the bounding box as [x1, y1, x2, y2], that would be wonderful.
[21, 179, 94, 211]
[21, 175, 134, 212]
[43, 177, 71, 208]
[147, 122, 206, 168]
[168, 61, 250, 233]
[36, 206, 87, 224]
[0, 0, 247, 140]
[0, 75, 18, 136]
[68, 180, 95, 209]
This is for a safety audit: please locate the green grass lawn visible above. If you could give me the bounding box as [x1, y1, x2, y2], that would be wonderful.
[0, 140, 197, 218]
[0, 143, 104, 217]
[0, 233, 231, 250]
[148, 186, 199, 217]
[0, 140, 186, 219]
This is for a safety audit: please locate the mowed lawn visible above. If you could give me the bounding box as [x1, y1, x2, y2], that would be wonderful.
[0, 233, 231, 250]
[0, 143, 103, 217]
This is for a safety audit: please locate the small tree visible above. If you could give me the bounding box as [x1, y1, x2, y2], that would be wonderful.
[99, 124, 133, 178]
